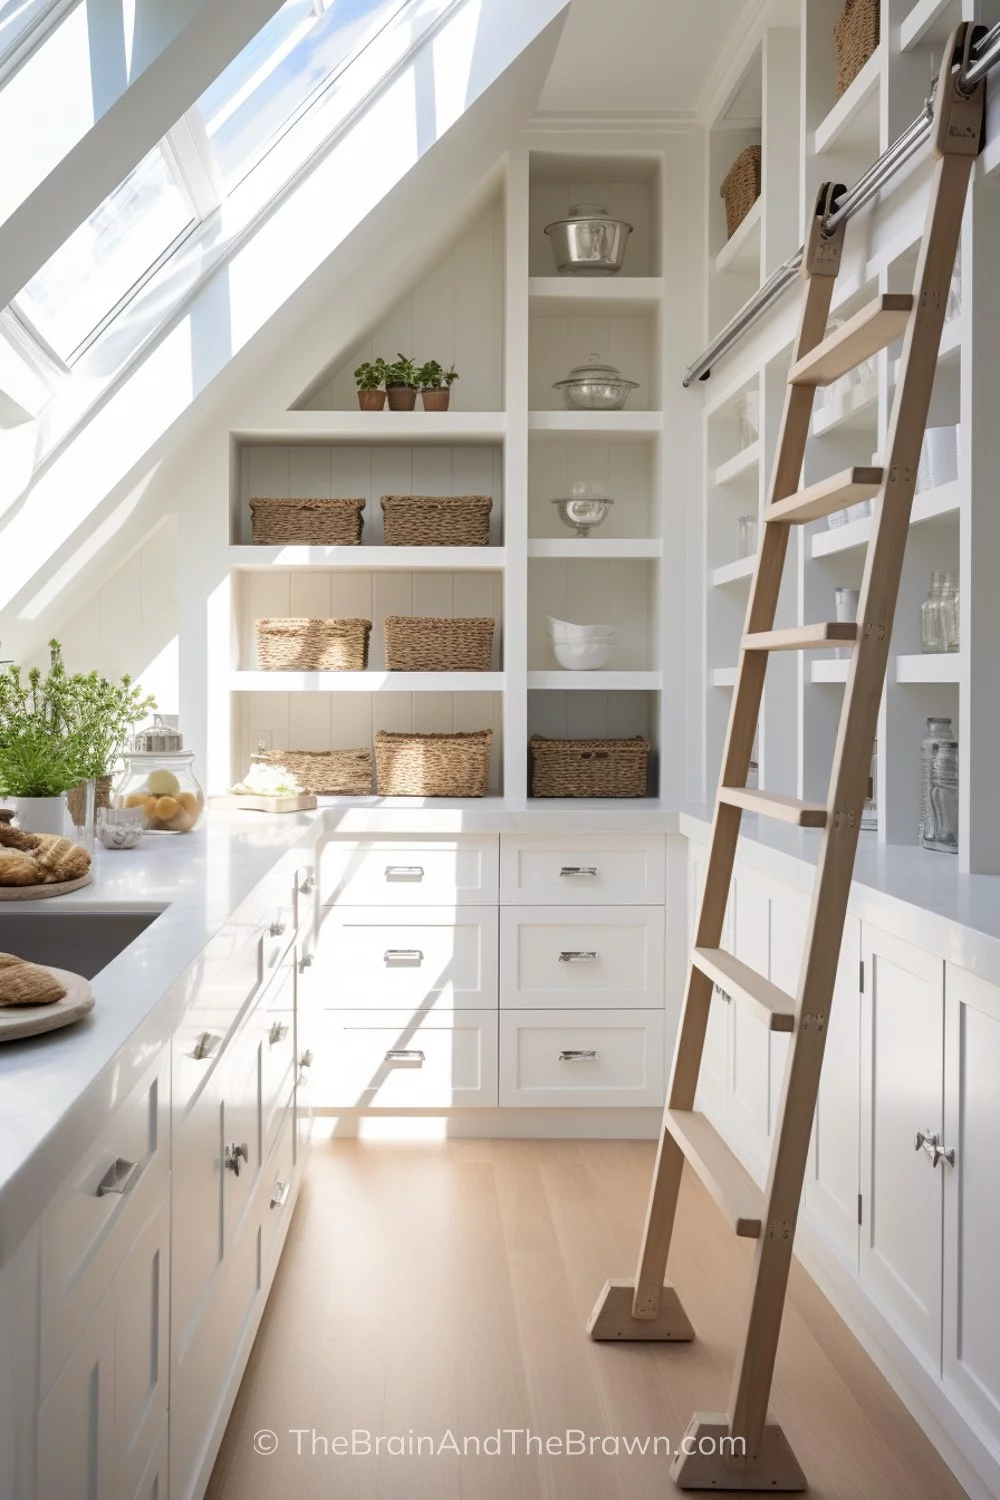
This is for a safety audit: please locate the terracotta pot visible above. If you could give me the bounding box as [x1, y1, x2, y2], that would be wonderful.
[357, 389, 386, 411]
[421, 388, 451, 412]
[386, 385, 417, 411]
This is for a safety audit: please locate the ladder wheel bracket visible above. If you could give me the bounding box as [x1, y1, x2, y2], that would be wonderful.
[933, 23, 988, 159]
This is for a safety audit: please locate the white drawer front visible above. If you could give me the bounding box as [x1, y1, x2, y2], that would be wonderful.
[259, 1103, 296, 1271]
[500, 1009, 665, 1107]
[501, 835, 665, 905]
[501, 906, 664, 1009]
[259, 967, 296, 1160]
[320, 837, 499, 905]
[316, 907, 498, 1010]
[316, 1009, 498, 1108]
[39, 1046, 169, 1399]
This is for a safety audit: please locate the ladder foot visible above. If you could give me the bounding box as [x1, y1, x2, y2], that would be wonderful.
[586, 1278, 694, 1342]
[670, 1414, 807, 1491]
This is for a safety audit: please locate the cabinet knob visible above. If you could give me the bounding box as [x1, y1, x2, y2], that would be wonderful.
[225, 1142, 249, 1177]
[914, 1128, 954, 1167]
[300, 871, 315, 894]
[270, 1180, 290, 1210]
[299, 1049, 314, 1069]
[558, 950, 598, 963]
[269, 919, 287, 937]
[559, 1049, 599, 1062]
[384, 948, 423, 965]
[268, 1021, 289, 1047]
[96, 1157, 140, 1197]
[559, 866, 598, 877]
[192, 1031, 221, 1060]
[299, 952, 314, 970]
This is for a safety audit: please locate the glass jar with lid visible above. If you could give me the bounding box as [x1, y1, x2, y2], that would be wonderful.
[115, 716, 205, 832]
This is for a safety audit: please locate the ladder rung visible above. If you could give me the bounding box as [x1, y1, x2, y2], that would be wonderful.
[765, 466, 884, 524]
[788, 295, 913, 387]
[692, 947, 796, 1032]
[664, 1109, 764, 1237]
[743, 622, 857, 652]
[719, 787, 827, 827]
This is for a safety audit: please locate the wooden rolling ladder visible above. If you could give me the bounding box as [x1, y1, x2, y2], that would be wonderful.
[587, 30, 987, 1493]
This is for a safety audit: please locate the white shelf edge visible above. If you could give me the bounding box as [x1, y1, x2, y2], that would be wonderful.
[714, 440, 760, 486]
[234, 411, 507, 444]
[527, 671, 662, 691]
[710, 554, 756, 587]
[714, 197, 762, 276]
[711, 667, 737, 688]
[527, 538, 663, 559]
[810, 659, 850, 684]
[812, 373, 878, 437]
[528, 411, 663, 437]
[229, 546, 507, 571]
[810, 480, 960, 560]
[813, 49, 882, 155]
[900, 0, 956, 52]
[895, 654, 961, 684]
[231, 671, 506, 692]
[527, 276, 664, 313]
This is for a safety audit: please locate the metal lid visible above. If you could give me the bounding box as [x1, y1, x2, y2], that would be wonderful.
[553, 358, 639, 389]
[544, 203, 634, 234]
[131, 715, 183, 752]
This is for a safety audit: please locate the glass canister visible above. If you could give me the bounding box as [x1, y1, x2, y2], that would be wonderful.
[919, 717, 955, 847]
[115, 716, 205, 833]
[738, 514, 758, 558]
[861, 738, 878, 831]
[922, 739, 959, 853]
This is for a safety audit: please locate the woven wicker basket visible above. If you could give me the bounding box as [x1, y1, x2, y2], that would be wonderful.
[834, 0, 879, 97]
[384, 617, 494, 672]
[720, 145, 762, 239]
[256, 618, 371, 671]
[381, 494, 492, 547]
[375, 730, 492, 797]
[250, 496, 365, 546]
[260, 748, 373, 796]
[529, 736, 650, 798]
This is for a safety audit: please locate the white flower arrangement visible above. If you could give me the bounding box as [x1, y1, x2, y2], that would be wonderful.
[230, 761, 302, 798]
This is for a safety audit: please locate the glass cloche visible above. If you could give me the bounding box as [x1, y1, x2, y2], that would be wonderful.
[115, 716, 205, 833]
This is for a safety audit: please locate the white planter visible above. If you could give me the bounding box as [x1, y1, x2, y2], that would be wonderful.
[7, 797, 66, 836]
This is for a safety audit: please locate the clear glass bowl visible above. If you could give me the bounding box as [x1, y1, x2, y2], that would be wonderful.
[116, 751, 205, 832]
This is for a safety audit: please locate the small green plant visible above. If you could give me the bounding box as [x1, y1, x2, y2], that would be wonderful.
[416, 360, 459, 391]
[68, 669, 157, 781]
[386, 353, 419, 389]
[353, 357, 388, 391]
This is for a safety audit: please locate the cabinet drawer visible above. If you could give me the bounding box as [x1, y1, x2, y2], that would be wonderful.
[316, 1009, 498, 1108]
[39, 1046, 169, 1398]
[501, 906, 664, 1009]
[501, 835, 665, 905]
[320, 836, 499, 905]
[259, 1103, 296, 1271]
[315, 907, 498, 1010]
[500, 1009, 665, 1107]
[260, 966, 296, 1160]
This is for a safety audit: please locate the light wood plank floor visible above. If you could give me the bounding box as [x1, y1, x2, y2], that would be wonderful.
[206, 1139, 969, 1499]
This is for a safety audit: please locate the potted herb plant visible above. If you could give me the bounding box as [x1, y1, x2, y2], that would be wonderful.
[385, 353, 419, 411]
[0, 643, 90, 835]
[417, 360, 459, 412]
[354, 357, 388, 411]
[64, 666, 156, 831]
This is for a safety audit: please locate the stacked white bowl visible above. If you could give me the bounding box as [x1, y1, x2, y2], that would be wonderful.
[547, 615, 616, 670]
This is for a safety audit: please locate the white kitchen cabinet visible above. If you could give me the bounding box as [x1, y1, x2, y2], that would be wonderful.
[943, 964, 1000, 1438]
[130, 1415, 168, 1500]
[500, 834, 665, 905]
[499, 1008, 665, 1107]
[37, 1289, 115, 1500]
[317, 1008, 498, 1108]
[860, 924, 945, 1364]
[315, 906, 498, 1011]
[0, 1227, 39, 1500]
[319, 836, 499, 906]
[500, 905, 664, 1010]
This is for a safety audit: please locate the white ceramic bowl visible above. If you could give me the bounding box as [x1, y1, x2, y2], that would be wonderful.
[547, 615, 615, 641]
[551, 639, 614, 671]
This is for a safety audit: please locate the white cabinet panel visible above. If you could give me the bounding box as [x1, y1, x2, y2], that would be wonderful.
[690, 849, 732, 1123]
[500, 834, 665, 905]
[37, 1293, 115, 1500]
[172, 1057, 224, 1366]
[222, 1018, 264, 1246]
[112, 1199, 169, 1500]
[500, 1009, 665, 1107]
[259, 966, 297, 1160]
[728, 873, 771, 1170]
[944, 964, 1000, 1440]
[0, 1227, 39, 1500]
[129, 1414, 167, 1500]
[861, 925, 944, 1364]
[315, 907, 498, 1010]
[500, 906, 664, 1010]
[316, 1009, 498, 1108]
[258, 1104, 296, 1273]
[320, 836, 499, 905]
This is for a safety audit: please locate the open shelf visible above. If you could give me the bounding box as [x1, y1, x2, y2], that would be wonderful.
[813, 49, 882, 156]
[527, 538, 662, 560]
[811, 659, 850, 684]
[714, 198, 762, 276]
[529, 411, 663, 437]
[230, 546, 506, 571]
[527, 277, 663, 315]
[812, 373, 879, 436]
[900, 0, 960, 52]
[711, 667, 737, 688]
[810, 480, 960, 560]
[240, 411, 507, 443]
[231, 671, 506, 692]
[714, 441, 760, 486]
[895, 654, 961, 684]
[711, 554, 756, 587]
[527, 671, 662, 691]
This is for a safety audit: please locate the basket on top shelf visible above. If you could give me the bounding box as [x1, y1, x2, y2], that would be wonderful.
[529, 735, 650, 798]
[720, 145, 762, 240]
[258, 748, 373, 796]
[380, 494, 492, 547]
[375, 730, 492, 797]
[250, 496, 365, 546]
[255, 618, 372, 671]
[384, 617, 494, 672]
[833, 0, 879, 97]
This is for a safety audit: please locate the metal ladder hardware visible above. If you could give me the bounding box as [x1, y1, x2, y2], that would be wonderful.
[586, 29, 985, 1494]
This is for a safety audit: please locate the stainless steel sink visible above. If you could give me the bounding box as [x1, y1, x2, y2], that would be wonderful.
[0, 913, 159, 979]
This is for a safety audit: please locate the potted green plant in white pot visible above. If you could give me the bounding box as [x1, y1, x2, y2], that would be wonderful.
[354, 357, 388, 410]
[65, 668, 156, 832]
[0, 644, 90, 835]
[417, 360, 459, 411]
[385, 353, 419, 411]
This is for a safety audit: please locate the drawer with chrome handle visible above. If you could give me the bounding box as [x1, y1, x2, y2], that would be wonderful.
[558, 950, 599, 963]
[559, 1049, 599, 1062]
[914, 1127, 956, 1168]
[320, 838, 498, 906]
[318, 1009, 498, 1107]
[317, 907, 497, 1009]
[384, 948, 424, 965]
[499, 1009, 664, 1107]
[501, 906, 663, 1010]
[501, 836, 665, 904]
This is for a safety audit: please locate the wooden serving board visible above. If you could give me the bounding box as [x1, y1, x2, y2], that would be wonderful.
[0, 968, 95, 1042]
[218, 794, 318, 814]
[0, 872, 93, 901]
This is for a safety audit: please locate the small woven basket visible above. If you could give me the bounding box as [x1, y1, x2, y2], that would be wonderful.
[720, 145, 762, 239]
[375, 730, 492, 797]
[833, 0, 879, 97]
[381, 494, 492, 547]
[384, 617, 494, 672]
[260, 748, 373, 796]
[250, 497, 365, 546]
[255, 618, 372, 671]
[529, 736, 650, 798]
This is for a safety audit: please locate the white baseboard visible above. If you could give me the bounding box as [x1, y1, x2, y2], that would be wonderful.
[311, 1107, 663, 1140]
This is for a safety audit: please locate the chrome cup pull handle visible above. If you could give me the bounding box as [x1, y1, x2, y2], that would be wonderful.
[559, 1049, 599, 1062]
[384, 949, 423, 964]
[97, 1157, 140, 1197]
[270, 1180, 290, 1210]
[269, 919, 286, 937]
[385, 1049, 425, 1065]
[268, 1021, 289, 1047]
[558, 950, 598, 963]
[559, 866, 598, 877]
[299, 870, 315, 894]
[224, 1142, 249, 1177]
[385, 865, 425, 880]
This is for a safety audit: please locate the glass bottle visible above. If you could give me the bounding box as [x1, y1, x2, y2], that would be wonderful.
[938, 571, 959, 653]
[919, 717, 955, 846]
[738, 514, 757, 558]
[920, 572, 945, 653]
[923, 740, 959, 853]
[860, 739, 878, 830]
